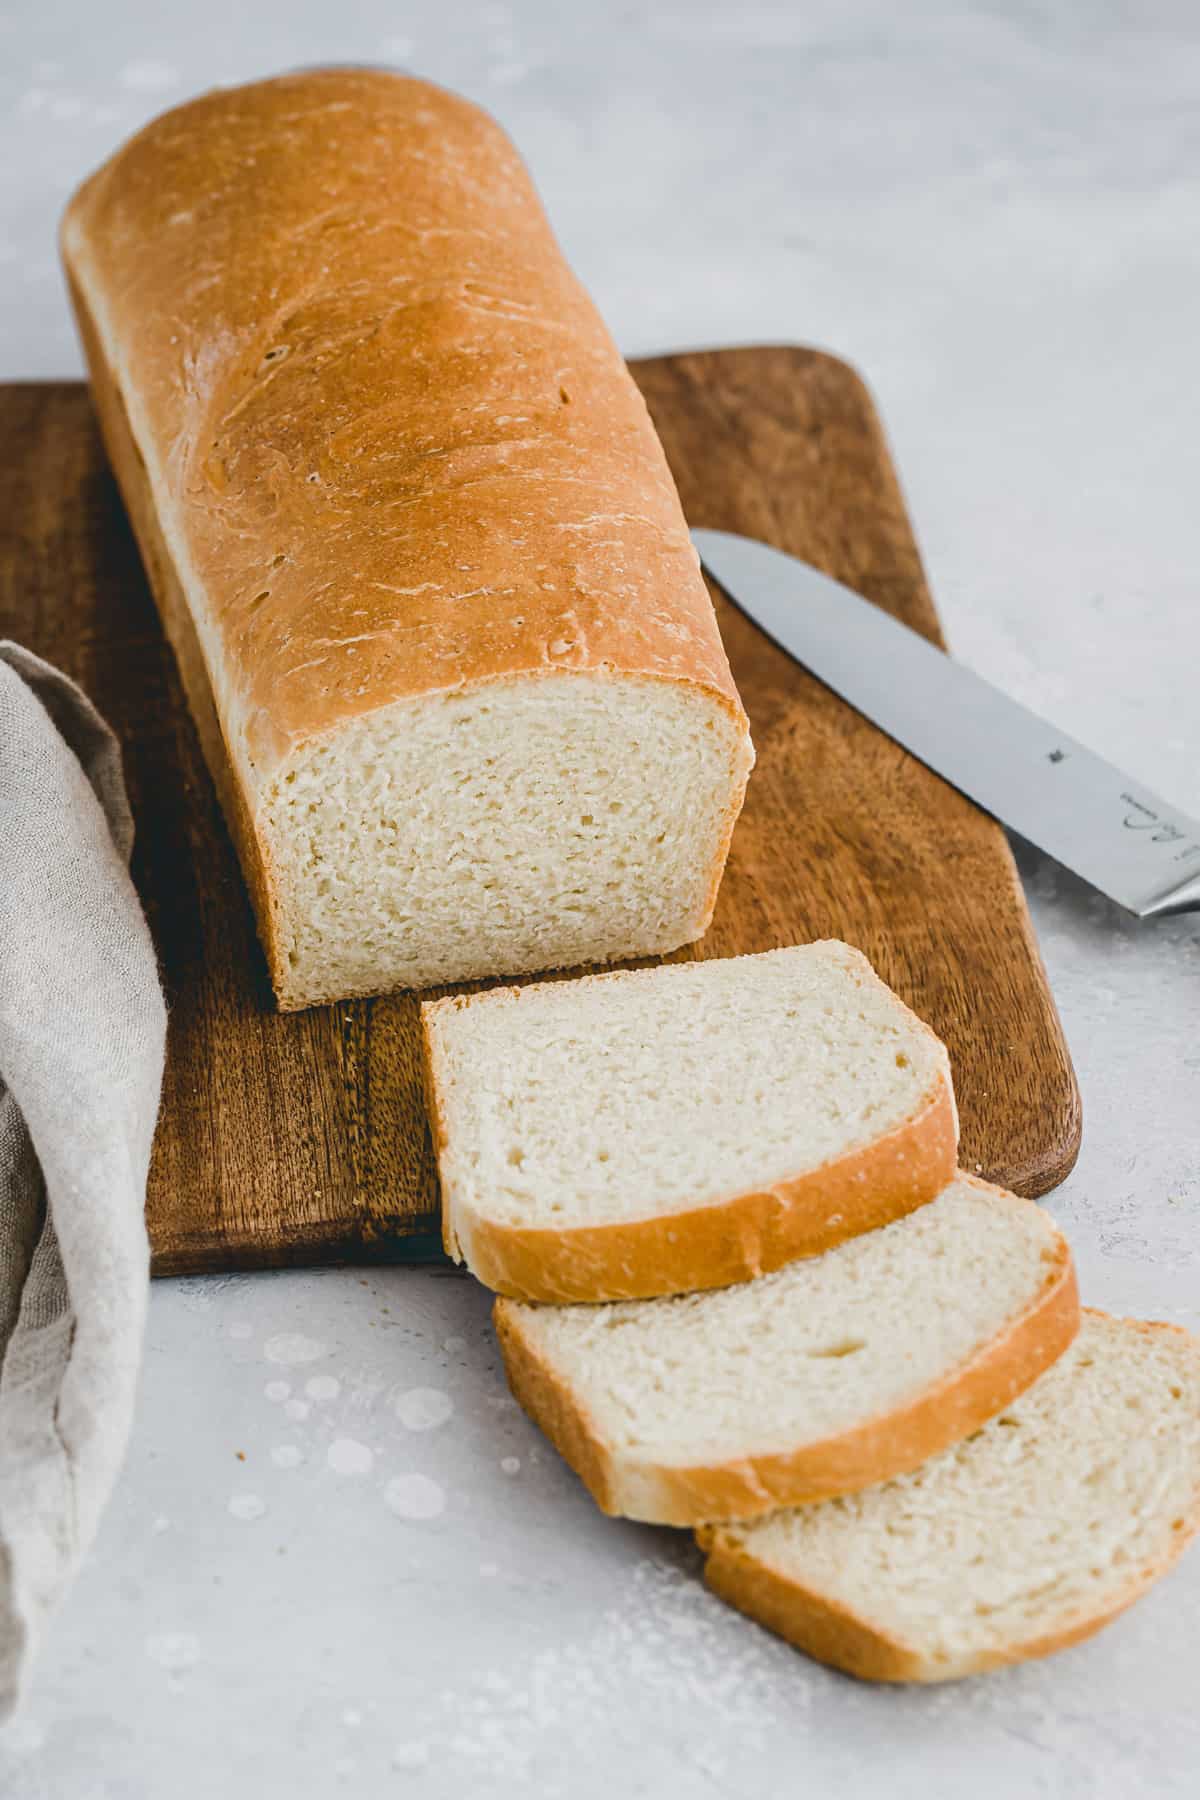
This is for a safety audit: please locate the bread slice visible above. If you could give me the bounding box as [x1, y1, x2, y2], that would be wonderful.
[422, 941, 959, 1303]
[494, 1176, 1077, 1524]
[700, 1311, 1200, 1682]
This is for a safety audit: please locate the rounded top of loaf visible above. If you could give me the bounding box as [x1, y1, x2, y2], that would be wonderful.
[62, 69, 748, 776]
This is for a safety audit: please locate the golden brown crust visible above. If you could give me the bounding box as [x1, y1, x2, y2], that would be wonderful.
[699, 1532, 931, 1681]
[66, 265, 291, 996]
[418, 1004, 461, 1261]
[60, 68, 749, 777]
[492, 1301, 620, 1515]
[494, 1179, 1078, 1525]
[447, 1075, 958, 1303]
[698, 1312, 1200, 1682]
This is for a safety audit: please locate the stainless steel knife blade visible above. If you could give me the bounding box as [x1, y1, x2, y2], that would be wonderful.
[692, 528, 1200, 918]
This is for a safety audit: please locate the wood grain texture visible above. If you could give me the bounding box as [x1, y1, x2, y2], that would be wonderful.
[637, 348, 1080, 1203]
[0, 352, 1079, 1275]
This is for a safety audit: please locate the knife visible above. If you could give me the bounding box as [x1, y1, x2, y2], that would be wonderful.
[692, 529, 1200, 919]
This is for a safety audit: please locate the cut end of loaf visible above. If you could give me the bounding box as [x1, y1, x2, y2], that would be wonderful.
[261, 672, 751, 1007]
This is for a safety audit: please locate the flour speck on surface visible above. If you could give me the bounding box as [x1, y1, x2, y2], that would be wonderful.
[396, 1386, 454, 1430]
[435, 1558, 798, 1783]
[384, 1474, 446, 1520]
[118, 58, 179, 92]
[327, 1438, 374, 1476]
[305, 1374, 341, 1401]
[392, 1740, 431, 1771]
[264, 1379, 291, 1402]
[228, 1493, 268, 1522]
[443, 1335, 466, 1354]
[264, 1333, 327, 1367]
[488, 59, 540, 86]
[145, 1632, 201, 1675]
[500, 1456, 520, 1476]
[151, 1515, 170, 1534]
[284, 1398, 311, 1422]
[271, 1445, 303, 1469]
[0, 1716, 46, 1755]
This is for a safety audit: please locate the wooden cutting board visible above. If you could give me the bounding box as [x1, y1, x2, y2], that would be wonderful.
[0, 350, 1080, 1275]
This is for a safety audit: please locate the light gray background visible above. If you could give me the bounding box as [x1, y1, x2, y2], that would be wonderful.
[1, 3, 1198, 1796]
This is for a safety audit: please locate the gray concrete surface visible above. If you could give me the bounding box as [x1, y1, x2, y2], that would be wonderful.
[1, 3, 1197, 1795]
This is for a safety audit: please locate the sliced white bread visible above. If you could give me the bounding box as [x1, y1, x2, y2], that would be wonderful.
[699, 1311, 1200, 1683]
[494, 1176, 1078, 1524]
[422, 941, 958, 1303]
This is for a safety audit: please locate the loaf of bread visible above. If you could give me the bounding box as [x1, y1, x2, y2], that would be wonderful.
[422, 941, 959, 1302]
[61, 70, 753, 1008]
[699, 1312, 1200, 1682]
[495, 1176, 1079, 1525]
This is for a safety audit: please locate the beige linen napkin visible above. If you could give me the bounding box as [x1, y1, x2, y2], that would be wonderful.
[0, 642, 165, 1717]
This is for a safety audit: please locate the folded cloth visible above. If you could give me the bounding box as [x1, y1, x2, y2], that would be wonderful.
[0, 643, 165, 1717]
